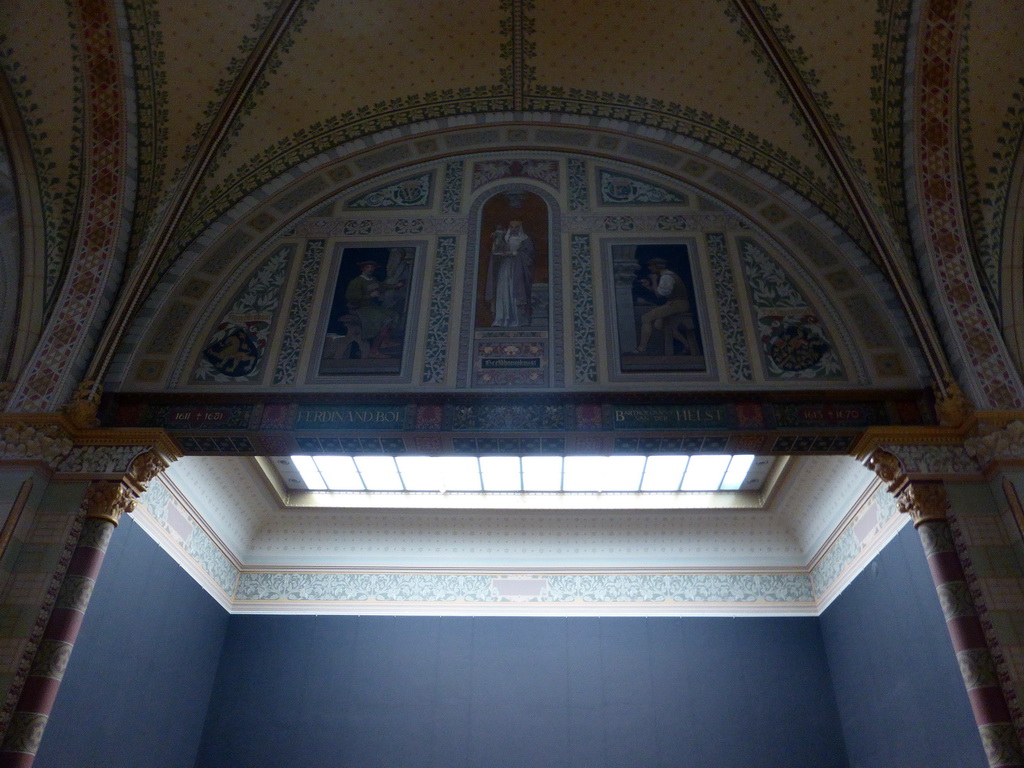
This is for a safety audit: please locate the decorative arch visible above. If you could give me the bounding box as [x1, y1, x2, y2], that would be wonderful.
[0, 76, 45, 385]
[106, 120, 930, 398]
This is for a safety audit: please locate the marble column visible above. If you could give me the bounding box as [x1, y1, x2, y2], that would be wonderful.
[0, 443, 170, 767]
[0, 480, 133, 767]
[899, 480, 1024, 768]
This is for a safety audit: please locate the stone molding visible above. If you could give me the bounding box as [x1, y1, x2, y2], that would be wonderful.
[856, 410, 1024, 480]
[0, 413, 178, 477]
[0, 423, 74, 466]
[965, 420, 1024, 468]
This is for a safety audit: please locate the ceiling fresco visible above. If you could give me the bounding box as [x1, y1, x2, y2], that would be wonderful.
[759, 0, 913, 250]
[108, 149, 926, 400]
[0, 0, 1020, 409]
[959, 0, 1024, 301]
[122, 0, 277, 265]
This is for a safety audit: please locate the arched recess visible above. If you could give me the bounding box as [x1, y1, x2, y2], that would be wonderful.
[999, 144, 1024, 377]
[0, 79, 47, 386]
[460, 181, 563, 389]
[105, 119, 930, 398]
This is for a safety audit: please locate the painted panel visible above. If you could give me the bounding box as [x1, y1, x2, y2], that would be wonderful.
[610, 242, 707, 374]
[192, 244, 294, 382]
[737, 237, 845, 381]
[315, 244, 420, 377]
[472, 190, 552, 386]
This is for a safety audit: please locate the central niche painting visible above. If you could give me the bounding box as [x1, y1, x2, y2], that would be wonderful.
[472, 189, 551, 386]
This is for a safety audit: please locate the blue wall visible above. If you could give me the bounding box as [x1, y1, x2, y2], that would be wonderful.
[819, 523, 988, 767]
[194, 615, 848, 768]
[34, 517, 229, 768]
[34, 518, 992, 767]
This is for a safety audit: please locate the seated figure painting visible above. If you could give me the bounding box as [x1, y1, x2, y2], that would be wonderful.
[318, 246, 416, 375]
[613, 243, 706, 373]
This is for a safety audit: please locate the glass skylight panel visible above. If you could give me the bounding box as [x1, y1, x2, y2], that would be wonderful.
[601, 455, 647, 491]
[719, 454, 755, 491]
[394, 456, 440, 491]
[314, 455, 363, 490]
[353, 455, 404, 491]
[640, 455, 688, 491]
[521, 456, 563, 491]
[562, 456, 608, 491]
[285, 453, 769, 494]
[680, 454, 732, 491]
[293, 455, 328, 490]
[436, 457, 482, 492]
[479, 456, 522, 491]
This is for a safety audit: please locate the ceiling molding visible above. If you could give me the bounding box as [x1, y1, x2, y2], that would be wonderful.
[87, 0, 305, 390]
[731, 0, 951, 389]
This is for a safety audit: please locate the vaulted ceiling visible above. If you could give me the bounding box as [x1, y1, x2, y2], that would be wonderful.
[1, 1, 1022, 613]
[2, 0, 1022, 374]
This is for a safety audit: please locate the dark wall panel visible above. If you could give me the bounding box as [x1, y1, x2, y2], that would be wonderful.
[34, 516, 229, 768]
[820, 523, 988, 767]
[195, 614, 848, 768]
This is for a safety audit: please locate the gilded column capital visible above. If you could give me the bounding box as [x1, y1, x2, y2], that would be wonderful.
[83, 480, 136, 526]
[80, 450, 171, 526]
[897, 481, 950, 527]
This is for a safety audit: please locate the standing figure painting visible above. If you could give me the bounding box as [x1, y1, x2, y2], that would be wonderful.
[344, 259, 403, 358]
[485, 220, 535, 327]
[472, 188, 551, 387]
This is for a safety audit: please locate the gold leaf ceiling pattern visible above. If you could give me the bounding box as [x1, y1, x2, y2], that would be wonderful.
[142, 0, 275, 199]
[1, 0, 1022, 355]
[527, 0, 835, 188]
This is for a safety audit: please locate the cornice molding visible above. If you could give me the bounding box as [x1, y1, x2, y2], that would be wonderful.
[0, 413, 179, 476]
[854, 409, 1024, 479]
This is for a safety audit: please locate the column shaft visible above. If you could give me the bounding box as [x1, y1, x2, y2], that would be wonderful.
[918, 517, 1024, 768]
[0, 514, 115, 767]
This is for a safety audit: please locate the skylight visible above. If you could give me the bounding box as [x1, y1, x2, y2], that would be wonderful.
[281, 454, 771, 494]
